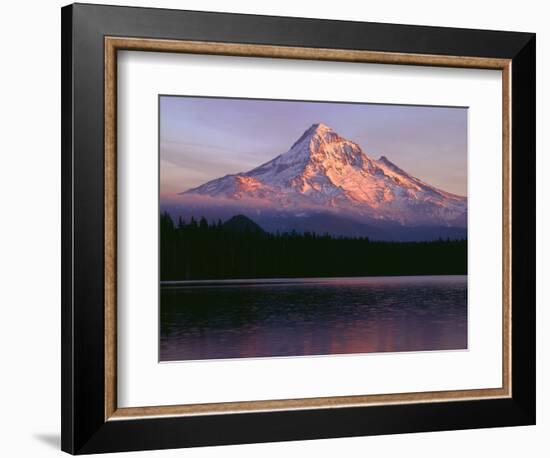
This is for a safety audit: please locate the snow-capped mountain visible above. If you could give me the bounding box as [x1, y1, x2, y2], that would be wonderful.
[181, 123, 467, 227]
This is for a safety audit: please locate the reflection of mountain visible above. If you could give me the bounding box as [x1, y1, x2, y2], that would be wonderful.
[171, 123, 467, 241]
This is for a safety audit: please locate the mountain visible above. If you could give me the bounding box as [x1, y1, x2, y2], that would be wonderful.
[255, 212, 468, 242]
[222, 214, 265, 234]
[175, 123, 467, 240]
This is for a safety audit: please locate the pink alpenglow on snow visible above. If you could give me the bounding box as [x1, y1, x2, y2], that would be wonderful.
[179, 123, 467, 227]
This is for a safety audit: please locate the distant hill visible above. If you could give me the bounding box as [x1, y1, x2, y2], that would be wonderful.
[256, 212, 467, 242]
[222, 214, 265, 234]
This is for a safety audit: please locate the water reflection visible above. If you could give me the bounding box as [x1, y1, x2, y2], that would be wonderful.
[160, 275, 467, 361]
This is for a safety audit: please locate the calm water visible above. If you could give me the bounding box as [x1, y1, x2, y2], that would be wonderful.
[160, 275, 467, 361]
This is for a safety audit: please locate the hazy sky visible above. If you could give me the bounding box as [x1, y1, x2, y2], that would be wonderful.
[160, 96, 467, 197]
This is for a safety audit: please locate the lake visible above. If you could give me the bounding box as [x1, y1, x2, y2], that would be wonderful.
[160, 275, 467, 361]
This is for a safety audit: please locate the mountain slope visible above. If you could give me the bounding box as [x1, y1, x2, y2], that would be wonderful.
[181, 122, 466, 227]
[223, 214, 265, 234]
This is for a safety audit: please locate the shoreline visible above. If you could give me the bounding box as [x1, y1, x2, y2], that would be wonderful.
[161, 274, 467, 288]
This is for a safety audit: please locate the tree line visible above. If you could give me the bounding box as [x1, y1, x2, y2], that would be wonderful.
[160, 212, 467, 281]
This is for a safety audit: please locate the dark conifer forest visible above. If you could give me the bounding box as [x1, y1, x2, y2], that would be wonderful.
[160, 212, 467, 281]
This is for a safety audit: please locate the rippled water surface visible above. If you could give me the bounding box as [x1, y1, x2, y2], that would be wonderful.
[160, 275, 467, 361]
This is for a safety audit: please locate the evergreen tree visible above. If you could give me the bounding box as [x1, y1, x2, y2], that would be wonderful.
[159, 213, 467, 281]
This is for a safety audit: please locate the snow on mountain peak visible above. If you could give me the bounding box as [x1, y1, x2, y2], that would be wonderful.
[289, 122, 342, 151]
[282, 122, 366, 167]
[181, 123, 467, 226]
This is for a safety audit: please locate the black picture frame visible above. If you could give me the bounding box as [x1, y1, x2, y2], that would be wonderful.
[61, 3, 535, 454]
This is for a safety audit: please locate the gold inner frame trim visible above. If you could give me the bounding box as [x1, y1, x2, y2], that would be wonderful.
[104, 36, 512, 421]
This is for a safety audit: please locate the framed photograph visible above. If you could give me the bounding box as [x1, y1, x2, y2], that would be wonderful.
[61, 3, 536, 454]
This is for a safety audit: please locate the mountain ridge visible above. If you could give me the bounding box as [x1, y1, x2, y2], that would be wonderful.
[181, 122, 466, 230]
